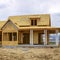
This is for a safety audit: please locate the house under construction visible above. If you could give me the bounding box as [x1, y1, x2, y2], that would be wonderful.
[0, 14, 60, 46]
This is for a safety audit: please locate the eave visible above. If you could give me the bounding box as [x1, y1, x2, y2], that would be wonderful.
[19, 27, 60, 30]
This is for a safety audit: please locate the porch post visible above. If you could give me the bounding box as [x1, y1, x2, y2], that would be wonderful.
[56, 30, 59, 46]
[17, 31, 18, 45]
[44, 30, 48, 45]
[12, 32, 13, 41]
[2, 32, 3, 45]
[7, 33, 8, 41]
[30, 30, 33, 45]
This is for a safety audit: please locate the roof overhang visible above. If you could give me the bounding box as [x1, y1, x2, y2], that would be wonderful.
[19, 27, 60, 30]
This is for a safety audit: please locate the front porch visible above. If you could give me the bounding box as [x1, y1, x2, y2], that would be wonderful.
[2, 27, 60, 46]
[18, 28, 60, 46]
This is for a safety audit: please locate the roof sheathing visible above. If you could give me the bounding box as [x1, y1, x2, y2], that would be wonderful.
[8, 14, 50, 29]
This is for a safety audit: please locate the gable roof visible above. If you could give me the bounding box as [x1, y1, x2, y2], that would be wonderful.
[1, 20, 19, 30]
[0, 21, 6, 30]
[0, 14, 60, 31]
[8, 14, 51, 29]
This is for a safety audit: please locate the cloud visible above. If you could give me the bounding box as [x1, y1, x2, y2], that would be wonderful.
[51, 13, 60, 27]
[0, 0, 60, 26]
[0, 0, 60, 15]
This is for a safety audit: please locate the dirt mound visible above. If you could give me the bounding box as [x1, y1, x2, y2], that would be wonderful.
[0, 48, 60, 60]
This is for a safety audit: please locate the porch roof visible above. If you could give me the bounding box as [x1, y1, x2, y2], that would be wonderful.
[19, 26, 60, 30]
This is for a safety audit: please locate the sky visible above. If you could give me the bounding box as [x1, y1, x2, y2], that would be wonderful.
[0, 0, 60, 27]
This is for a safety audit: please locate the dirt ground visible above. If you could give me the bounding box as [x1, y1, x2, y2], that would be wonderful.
[0, 47, 60, 60]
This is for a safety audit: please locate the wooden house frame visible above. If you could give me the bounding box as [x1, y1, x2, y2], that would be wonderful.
[0, 14, 60, 46]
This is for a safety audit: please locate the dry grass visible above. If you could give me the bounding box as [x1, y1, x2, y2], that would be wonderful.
[0, 47, 60, 60]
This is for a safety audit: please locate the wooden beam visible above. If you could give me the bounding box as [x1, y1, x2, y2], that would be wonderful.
[44, 30, 48, 45]
[56, 30, 59, 46]
[30, 30, 33, 45]
[17, 31, 18, 45]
